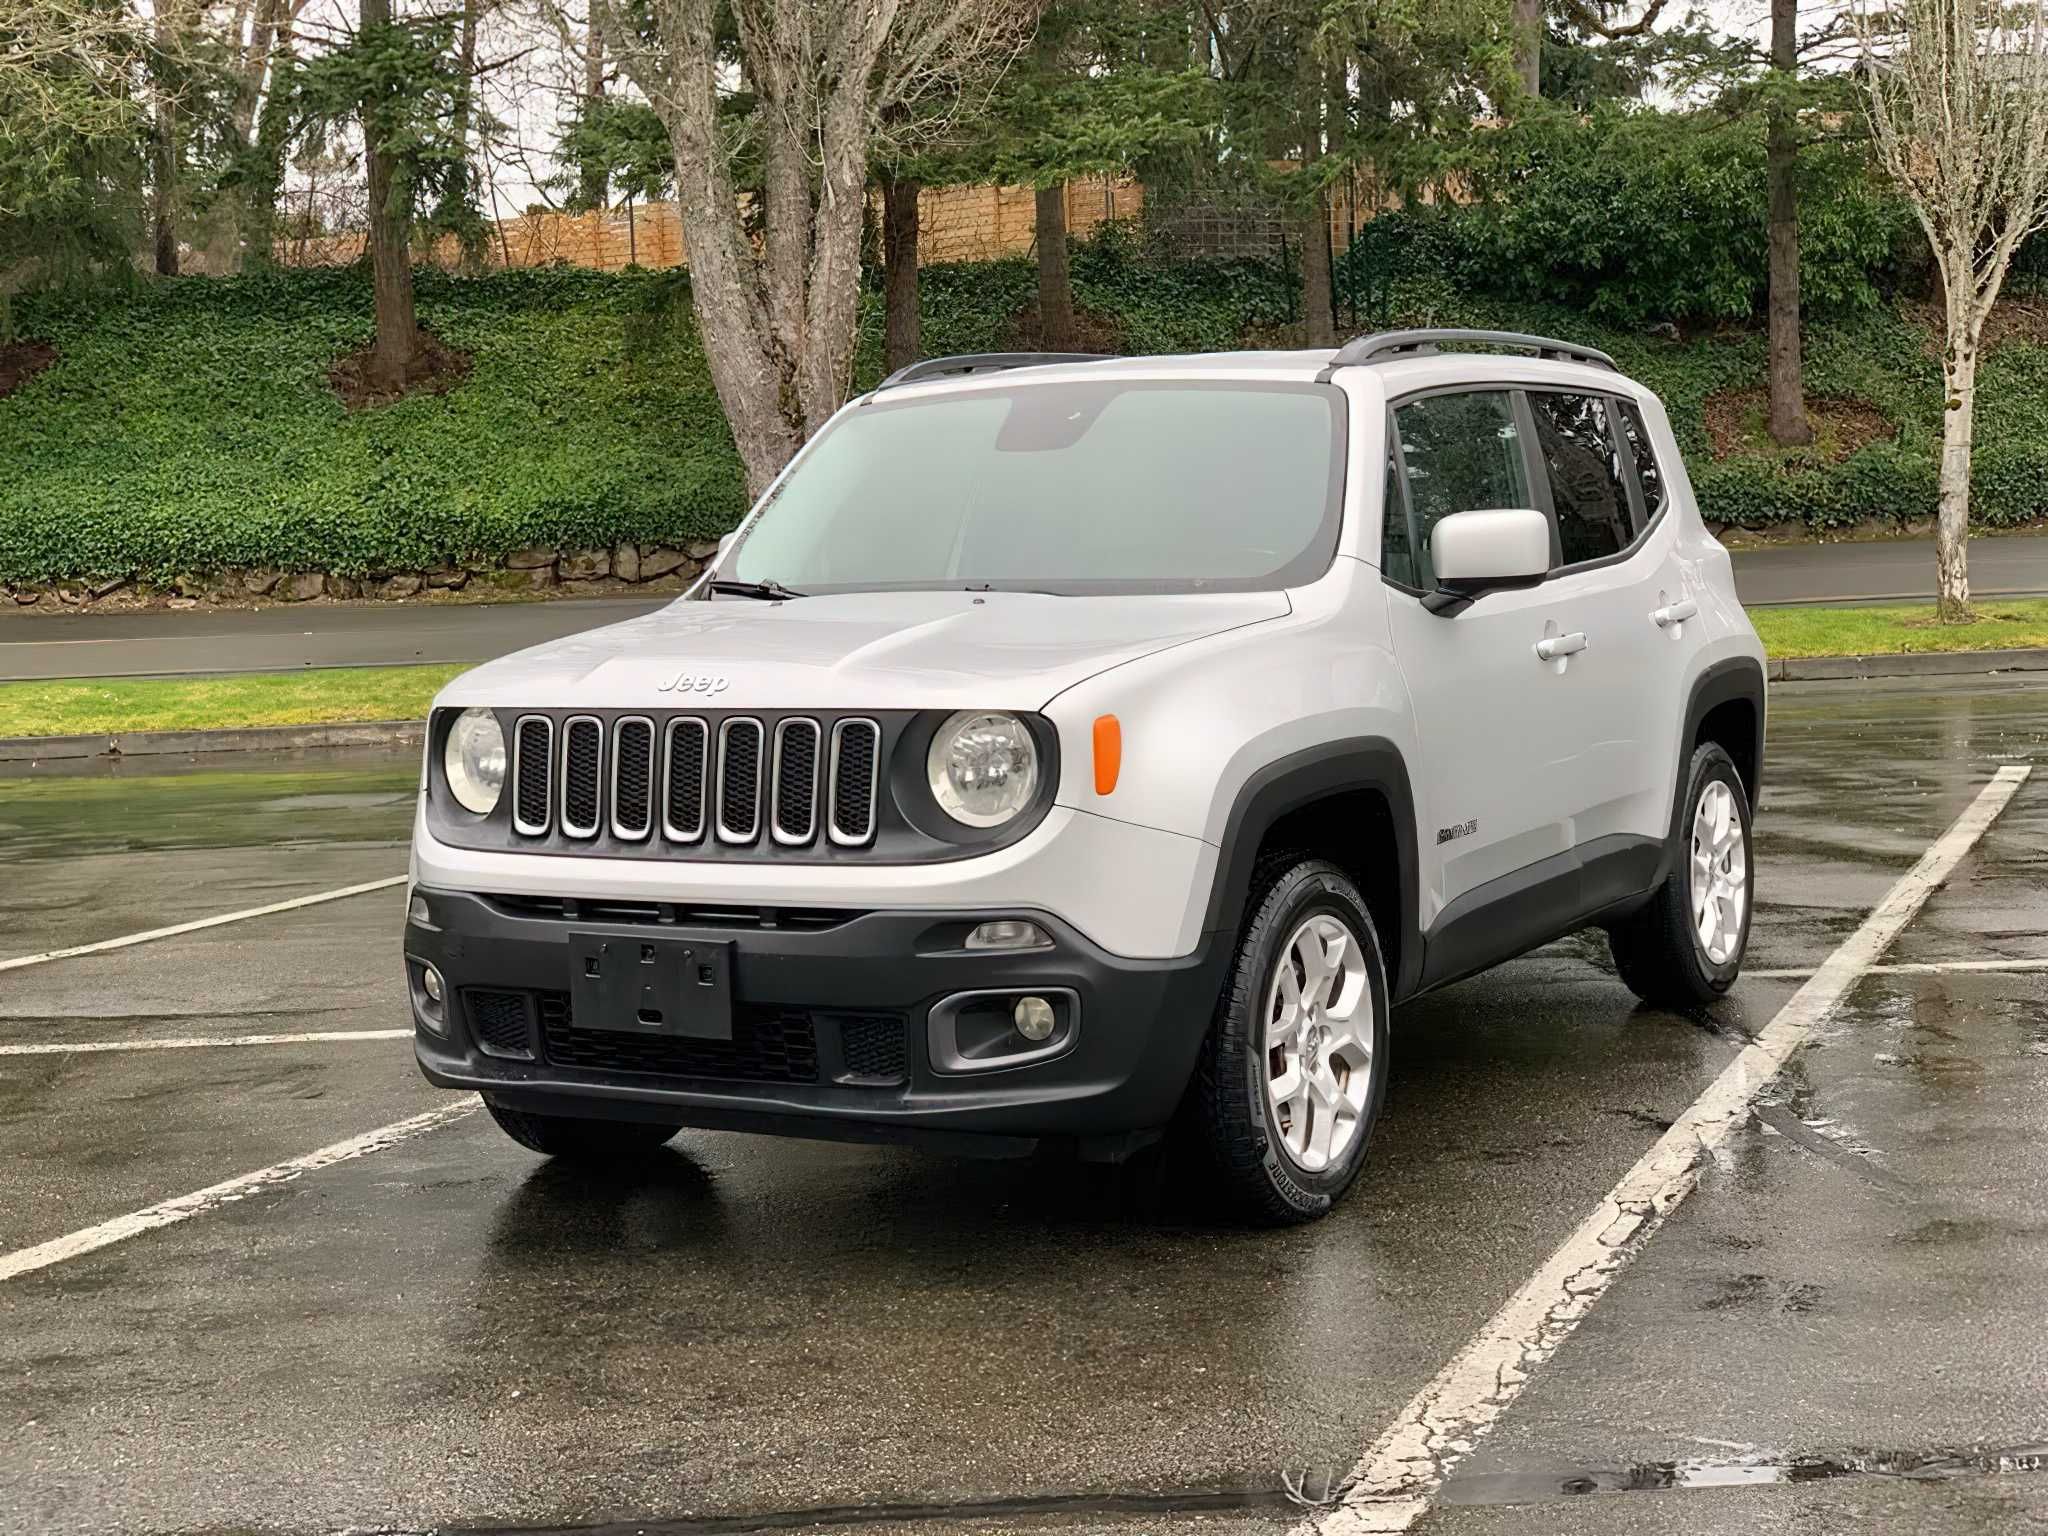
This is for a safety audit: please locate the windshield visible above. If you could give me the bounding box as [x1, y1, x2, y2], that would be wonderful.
[724, 379, 1346, 596]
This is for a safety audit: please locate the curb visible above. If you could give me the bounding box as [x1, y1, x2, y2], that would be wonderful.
[0, 719, 426, 764]
[1770, 647, 2048, 682]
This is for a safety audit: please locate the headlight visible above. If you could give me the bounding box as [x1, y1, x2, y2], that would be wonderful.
[927, 711, 1038, 828]
[443, 708, 506, 815]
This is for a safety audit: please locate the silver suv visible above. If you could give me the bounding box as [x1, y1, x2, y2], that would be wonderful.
[404, 330, 1765, 1223]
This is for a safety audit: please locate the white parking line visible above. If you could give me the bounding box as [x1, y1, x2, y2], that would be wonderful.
[0, 1029, 410, 1057]
[1747, 956, 2048, 980]
[0, 1099, 480, 1284]
[0, 876, 406, 974]
[1307, 764, 2031, 1535]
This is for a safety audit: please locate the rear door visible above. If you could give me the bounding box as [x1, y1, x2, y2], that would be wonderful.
[1381, 387, 1589, 925]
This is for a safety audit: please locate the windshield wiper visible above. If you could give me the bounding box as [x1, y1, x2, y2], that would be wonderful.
[707, 577, 806, 601]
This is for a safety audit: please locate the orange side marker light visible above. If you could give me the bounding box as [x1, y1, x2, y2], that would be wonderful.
[1093, 715, 1122, 796]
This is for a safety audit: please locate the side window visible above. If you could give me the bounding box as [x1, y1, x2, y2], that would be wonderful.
[1392, 390, 1529, 588]
[1380, 445, 1418, 588]
[1529, 392, 1632, 566]
[1615, 398, 1666, 526]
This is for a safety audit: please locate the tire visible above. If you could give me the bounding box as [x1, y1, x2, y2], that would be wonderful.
[1191, 856, 1392, 1226]
[485, 1100, 682, 1160]
[1608, 741, 1754, 1007]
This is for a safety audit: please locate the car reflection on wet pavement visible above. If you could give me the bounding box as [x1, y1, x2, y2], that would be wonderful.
[1, 673, 2044, 1536]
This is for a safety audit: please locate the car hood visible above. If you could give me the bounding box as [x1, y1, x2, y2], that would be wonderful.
[438, 589, 1292, 712]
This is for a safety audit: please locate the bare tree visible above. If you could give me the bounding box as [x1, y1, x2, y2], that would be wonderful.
[592, 0, 1038, 496]
[1857, 0, 2048, 620]
[1763, 0, 1812, 445]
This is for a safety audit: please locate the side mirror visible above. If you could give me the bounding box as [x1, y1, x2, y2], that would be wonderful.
[715, 529, 739, 566]
[1422, 508, 1551, 616]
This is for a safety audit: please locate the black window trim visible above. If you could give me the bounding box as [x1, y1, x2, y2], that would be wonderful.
[1378, 381, 1672, 602]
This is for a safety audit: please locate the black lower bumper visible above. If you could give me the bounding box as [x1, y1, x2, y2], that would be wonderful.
[405, 890, 1228, 1157]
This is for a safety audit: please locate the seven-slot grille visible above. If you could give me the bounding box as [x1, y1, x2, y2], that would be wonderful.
[505, 713, 879, 850]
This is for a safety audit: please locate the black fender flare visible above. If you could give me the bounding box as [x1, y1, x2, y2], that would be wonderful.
[1199, 738, 1423, 1002]
[1655, 655, 1768, 884]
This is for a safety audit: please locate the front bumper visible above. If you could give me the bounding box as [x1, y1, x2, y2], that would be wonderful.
[406, 890, 1228, 1157]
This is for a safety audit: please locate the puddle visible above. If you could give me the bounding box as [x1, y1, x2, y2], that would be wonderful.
[1440, 1443, 2048, 1507]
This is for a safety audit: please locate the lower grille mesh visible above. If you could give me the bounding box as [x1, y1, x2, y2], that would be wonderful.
[837, 1015, 908, 1083]
[466, 989, 536, 1060]
[538, 992, 820, 1083]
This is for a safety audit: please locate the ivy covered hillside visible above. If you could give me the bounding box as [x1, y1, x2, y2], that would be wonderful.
[5, 223, 2048, 595]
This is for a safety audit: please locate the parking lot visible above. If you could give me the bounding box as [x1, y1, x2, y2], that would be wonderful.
[2, 673, 2045, 1536]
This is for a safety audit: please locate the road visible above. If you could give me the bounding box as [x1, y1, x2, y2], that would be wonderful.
[1731, 532, 2048, 607]
[1, 674, 2045, 1534]
[2, 534, 2044, 683]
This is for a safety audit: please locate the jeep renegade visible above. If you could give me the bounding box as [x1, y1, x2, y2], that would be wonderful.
[405, 329, 1765, 1224]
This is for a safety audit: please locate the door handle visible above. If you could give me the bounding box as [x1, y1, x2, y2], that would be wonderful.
[1653, 599, 1698, 628]
[1534, 632, 1588, 662]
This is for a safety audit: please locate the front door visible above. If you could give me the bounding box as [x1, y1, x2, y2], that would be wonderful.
[1381, 388, 1593, 929]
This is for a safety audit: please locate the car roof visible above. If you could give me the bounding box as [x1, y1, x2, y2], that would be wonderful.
[873, 347, 1647, 403]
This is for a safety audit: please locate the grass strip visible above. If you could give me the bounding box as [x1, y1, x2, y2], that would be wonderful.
[1747, 597, 2048, 659]
[0, 664, 468, 738]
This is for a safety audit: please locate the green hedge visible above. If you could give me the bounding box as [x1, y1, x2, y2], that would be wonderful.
[2, 265, 746, 585]
[4, 247, 2047, 588]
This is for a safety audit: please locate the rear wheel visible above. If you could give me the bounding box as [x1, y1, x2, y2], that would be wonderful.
[485, 1100, 682, 1160]
[1609, 742, 1753, 1006]
[1192, 857, 1390, 1225]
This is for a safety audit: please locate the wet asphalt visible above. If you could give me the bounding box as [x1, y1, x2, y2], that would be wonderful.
[0, 676, 2043, 1536]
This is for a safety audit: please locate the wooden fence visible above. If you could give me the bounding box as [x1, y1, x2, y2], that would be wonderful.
[279, 177, 1147, 273]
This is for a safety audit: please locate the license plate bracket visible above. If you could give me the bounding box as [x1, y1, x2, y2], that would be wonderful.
[568, 933, 734, 1041]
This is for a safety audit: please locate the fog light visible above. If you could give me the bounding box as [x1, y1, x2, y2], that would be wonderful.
[1013, 995, 1056, 1042]
[408, 893, 431, 926]
[422, 965, 445, 1003]
[966, 919, 1049, 951]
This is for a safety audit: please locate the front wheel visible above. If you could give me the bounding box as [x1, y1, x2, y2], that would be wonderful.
[1608, 741, 1754, 1006]
[1191, 857, 1391, 1225]
[485, 1100, 683, 1161]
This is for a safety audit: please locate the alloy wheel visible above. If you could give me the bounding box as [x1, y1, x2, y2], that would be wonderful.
[1262, 912, 1375, 1174]
[1690, 779, 1748, 965]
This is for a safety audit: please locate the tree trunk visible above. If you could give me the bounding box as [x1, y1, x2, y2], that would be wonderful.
[1764, 0, 1811, 446]
[362, 0, 418, 391]
[1512, 0, 1542, 98]
[1299, 46, 1334, 347]
[882, 173, 922, 373]
[1035, 182, 1076, 349]
[577, 16, 608, 210]
[1935, 335, 1977, 621]
[451, 0, 484, 273]
[152, 117, 180, 276]
[1032, 22, 1075, 351]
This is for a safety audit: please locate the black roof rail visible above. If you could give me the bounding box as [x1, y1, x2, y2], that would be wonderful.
[875, 351, 1115, 391]
[1317, 329, 1616, 379]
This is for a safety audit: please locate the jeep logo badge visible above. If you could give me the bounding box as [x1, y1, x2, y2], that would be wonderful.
[658, 672, 730, 696]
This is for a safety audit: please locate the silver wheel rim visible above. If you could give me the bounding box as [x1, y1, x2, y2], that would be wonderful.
[1263, 912, 1374, 1174]
[1690, 779, 1748, 966]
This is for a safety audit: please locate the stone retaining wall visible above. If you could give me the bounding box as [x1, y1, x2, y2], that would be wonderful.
[1, 542, 722, 611]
